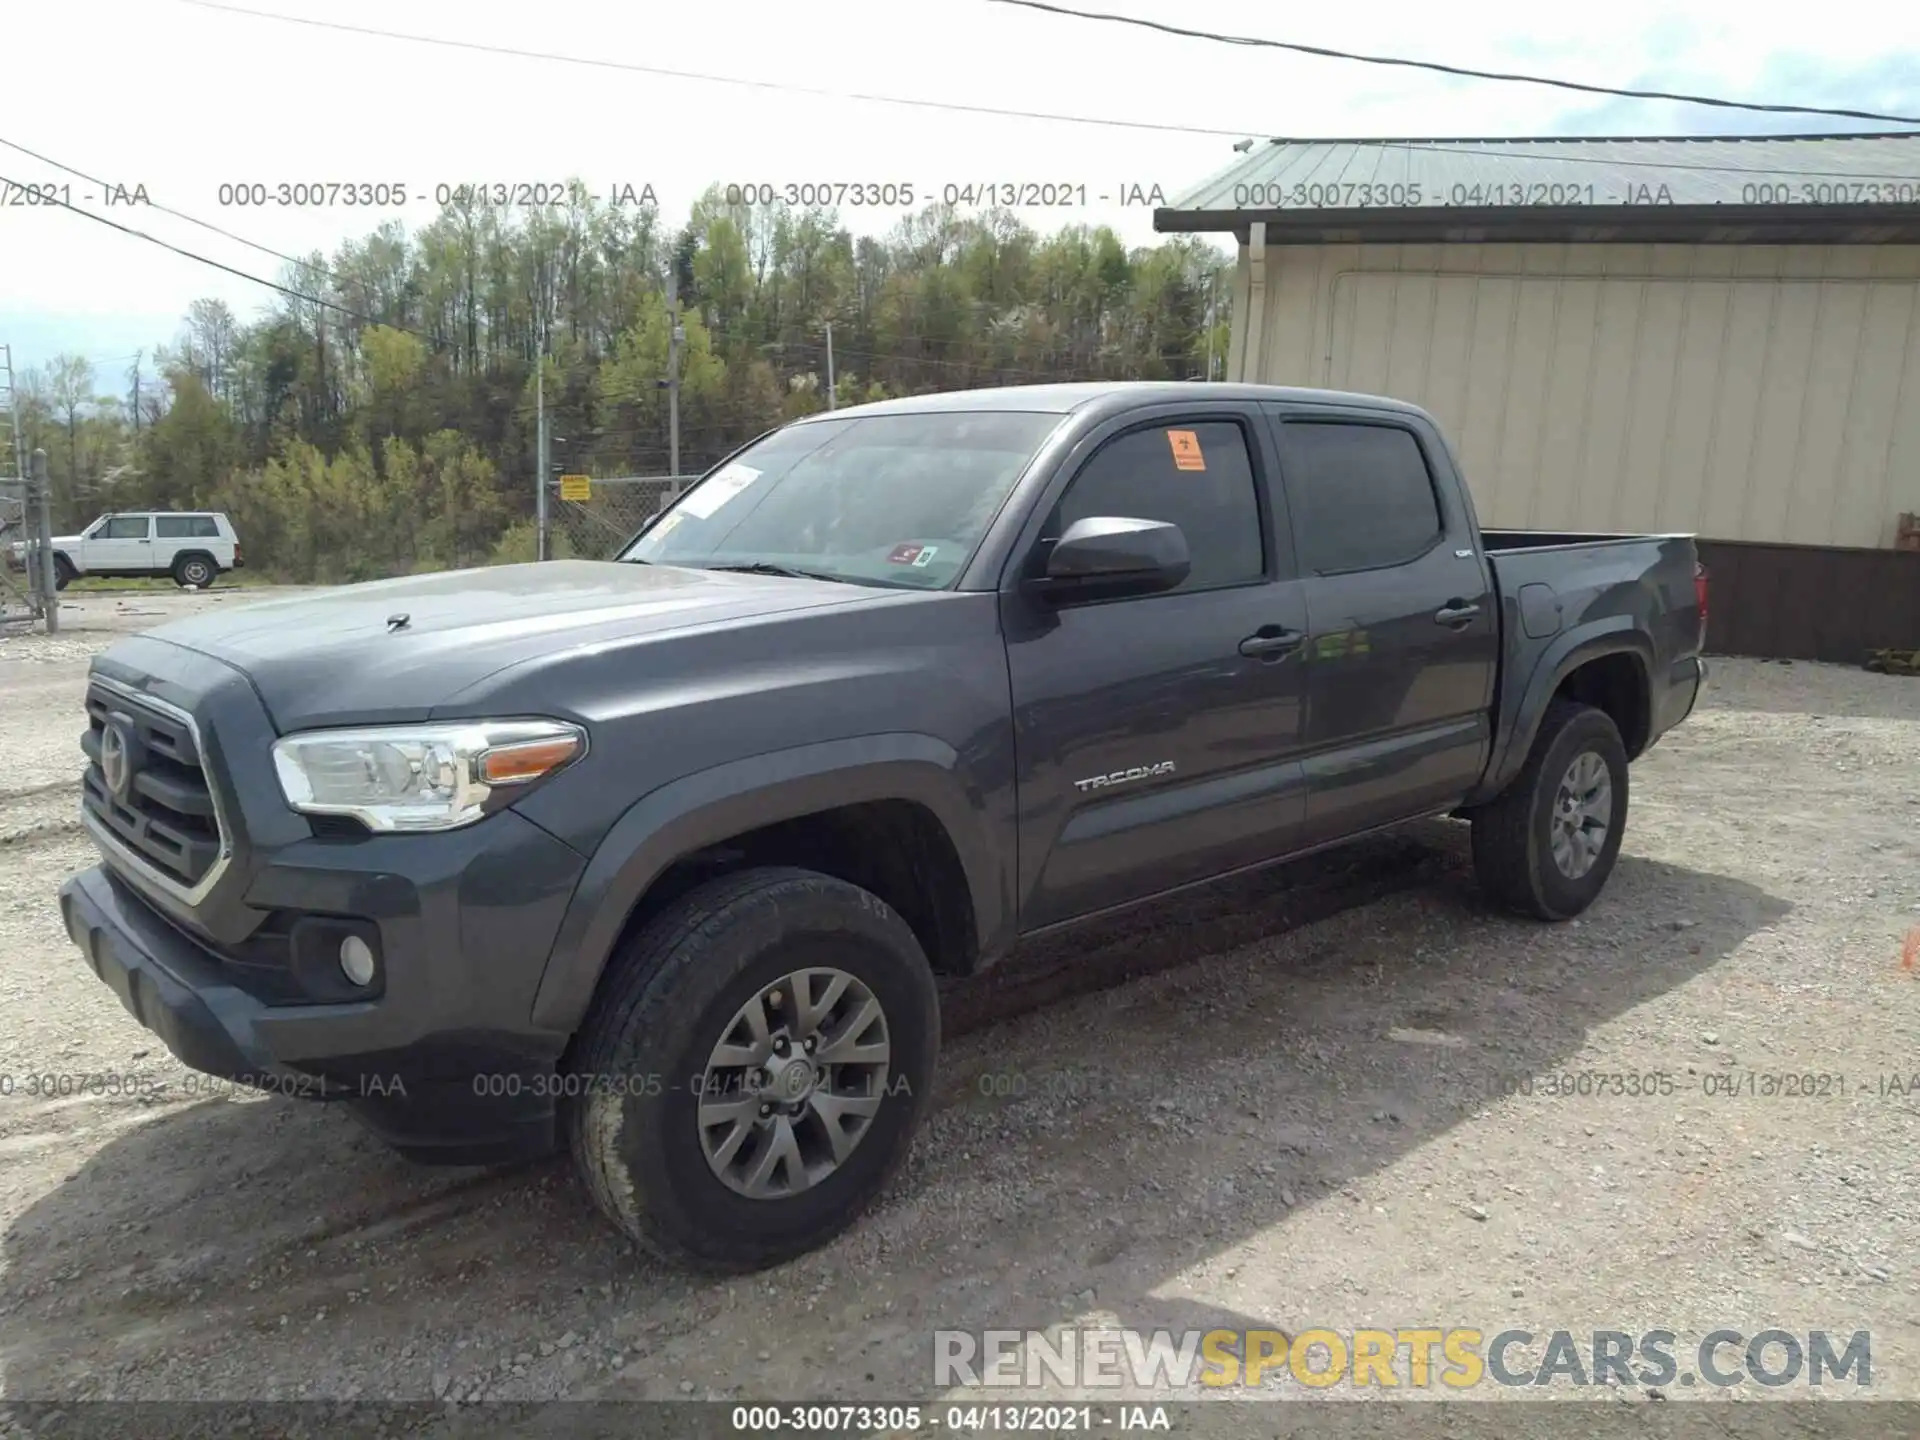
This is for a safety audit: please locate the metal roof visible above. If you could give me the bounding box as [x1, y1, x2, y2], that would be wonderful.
[1154, 133, 1920, 245]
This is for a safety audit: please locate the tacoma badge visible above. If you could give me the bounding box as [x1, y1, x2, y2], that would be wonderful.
[1073, 761, 1176, 793]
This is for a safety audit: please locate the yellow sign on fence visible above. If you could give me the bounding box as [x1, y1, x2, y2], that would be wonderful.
[558, 474, 592, 501]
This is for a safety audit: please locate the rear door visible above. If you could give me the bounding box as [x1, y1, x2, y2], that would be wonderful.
[153, 514, 195, 567]
[1264, 407, 1498, 844]
[1004, 404, 1312, 930]
[153, 514, 225, 566]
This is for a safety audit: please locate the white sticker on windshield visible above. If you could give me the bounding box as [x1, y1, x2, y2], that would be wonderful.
[677, 463, 761, 520]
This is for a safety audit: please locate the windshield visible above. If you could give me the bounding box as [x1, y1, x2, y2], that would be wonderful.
[619, 410, 1064, 588]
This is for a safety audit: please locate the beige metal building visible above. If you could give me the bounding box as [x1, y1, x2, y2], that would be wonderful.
[1154, 135, 1920, 660]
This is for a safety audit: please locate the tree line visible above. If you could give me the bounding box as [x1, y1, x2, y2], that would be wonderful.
[11, 184, 1230, 583]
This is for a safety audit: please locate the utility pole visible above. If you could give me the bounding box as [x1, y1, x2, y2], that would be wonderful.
[666, 270, 682, 479]
[0, 344, 34, 626]
[1203, 275, 1219, 382]
[31, 448, 56, 634]
[534, 338, 549, 562]
[824, 321, 836, 410]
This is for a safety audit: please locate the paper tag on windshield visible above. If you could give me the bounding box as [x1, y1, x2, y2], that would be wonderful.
[678, 463, 761, 520]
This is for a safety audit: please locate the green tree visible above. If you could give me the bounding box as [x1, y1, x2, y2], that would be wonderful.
[118, 182, 1229, 582]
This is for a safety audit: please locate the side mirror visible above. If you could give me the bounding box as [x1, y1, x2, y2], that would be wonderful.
[1031, 516, 1190, 603]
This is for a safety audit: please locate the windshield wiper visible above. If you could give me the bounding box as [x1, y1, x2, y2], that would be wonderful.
[701, 561, 850, 584]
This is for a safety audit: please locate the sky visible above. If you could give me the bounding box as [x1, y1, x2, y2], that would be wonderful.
[3, 0, 1919, 385]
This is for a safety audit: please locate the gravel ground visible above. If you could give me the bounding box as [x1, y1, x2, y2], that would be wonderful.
[0, 589, 1915, 1418]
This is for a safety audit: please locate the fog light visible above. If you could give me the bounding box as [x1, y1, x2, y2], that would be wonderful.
[339, 935, 376, 987]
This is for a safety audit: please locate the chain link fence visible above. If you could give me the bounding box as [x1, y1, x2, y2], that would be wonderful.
[0, 479, 47, 629]
[542, 475, 696, 561]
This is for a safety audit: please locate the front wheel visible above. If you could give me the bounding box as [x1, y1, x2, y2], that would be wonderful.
[53, 555, 76, 591]
[1471, 700, 1629, 920]
[565, 867, 940, 1271]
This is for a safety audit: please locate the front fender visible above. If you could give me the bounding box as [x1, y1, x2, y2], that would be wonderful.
[1472, 620, 1653, 803]
[528, 732, 1007, 1033]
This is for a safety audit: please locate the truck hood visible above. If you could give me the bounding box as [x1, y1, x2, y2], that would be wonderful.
[137, 559, 877, 730]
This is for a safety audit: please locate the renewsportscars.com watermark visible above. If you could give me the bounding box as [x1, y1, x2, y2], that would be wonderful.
[935, 1328, 1872, 1391]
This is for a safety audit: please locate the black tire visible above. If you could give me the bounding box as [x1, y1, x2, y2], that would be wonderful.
[53, 555, 75, 591]
[1471, 700, 1629, 921]
[172, 553, 216, 589]
[565, 866, 940, 1272]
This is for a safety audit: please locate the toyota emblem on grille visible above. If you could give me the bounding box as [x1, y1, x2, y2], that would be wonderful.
[100, 714, 140, 802]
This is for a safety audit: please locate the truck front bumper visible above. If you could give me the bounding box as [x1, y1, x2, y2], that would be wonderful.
[63, 864, 278, 1088]
[59, 818, 584, 1167]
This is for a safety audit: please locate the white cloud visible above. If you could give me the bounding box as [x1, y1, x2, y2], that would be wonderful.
[4, 0, 1917, 368]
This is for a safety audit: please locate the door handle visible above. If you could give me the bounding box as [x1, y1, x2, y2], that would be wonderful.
[1239, 625, 1304, 659]
[1434, 602, 1480, 626]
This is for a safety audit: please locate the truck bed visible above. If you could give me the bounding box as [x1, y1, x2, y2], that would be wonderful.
[1471, 529, 1707, 789]
[1479, 529, 1696, 553]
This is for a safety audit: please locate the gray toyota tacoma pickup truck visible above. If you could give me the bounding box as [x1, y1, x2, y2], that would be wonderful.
[56, 382, 1708, 1270]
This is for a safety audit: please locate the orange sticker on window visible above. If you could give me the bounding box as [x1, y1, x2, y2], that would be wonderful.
[1167, 429, 1206, 471]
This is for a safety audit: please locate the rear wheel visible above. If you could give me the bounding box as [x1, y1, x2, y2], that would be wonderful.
[1471, 700, 1628, 920]
[565, 867, 939, 1271]
[173, 553, 216, 588]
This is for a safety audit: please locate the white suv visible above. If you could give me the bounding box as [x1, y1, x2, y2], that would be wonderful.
[45, 511, 243, 589]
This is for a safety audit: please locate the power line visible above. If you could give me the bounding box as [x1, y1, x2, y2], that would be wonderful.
[0, 135, 344, 285]
[173, 0, 1261, 139]
[0, 170, 432, 341]
[14, 351, 146, 374]
[984, 0, 1920, 127]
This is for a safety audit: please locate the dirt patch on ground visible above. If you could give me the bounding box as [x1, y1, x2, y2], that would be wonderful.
[1, 594, 1914, 1418]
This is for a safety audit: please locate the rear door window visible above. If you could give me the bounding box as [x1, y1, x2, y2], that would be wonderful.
[1283, 422, 1444, 574]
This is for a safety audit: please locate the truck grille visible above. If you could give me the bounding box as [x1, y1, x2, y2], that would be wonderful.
[81, 683, 226, 894]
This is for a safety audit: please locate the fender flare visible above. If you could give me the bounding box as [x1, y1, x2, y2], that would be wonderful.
[1473, 620, 1653, 804]
[528, 732, 1007, 1032]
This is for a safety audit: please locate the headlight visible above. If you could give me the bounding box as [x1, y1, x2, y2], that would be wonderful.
[271, 719, 586, 833]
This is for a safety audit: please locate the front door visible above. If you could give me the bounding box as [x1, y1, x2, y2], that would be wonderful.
[88, 514, 153, 572]
[1006, 409, 1312, 930]
[1265, 410, 1499, 845]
